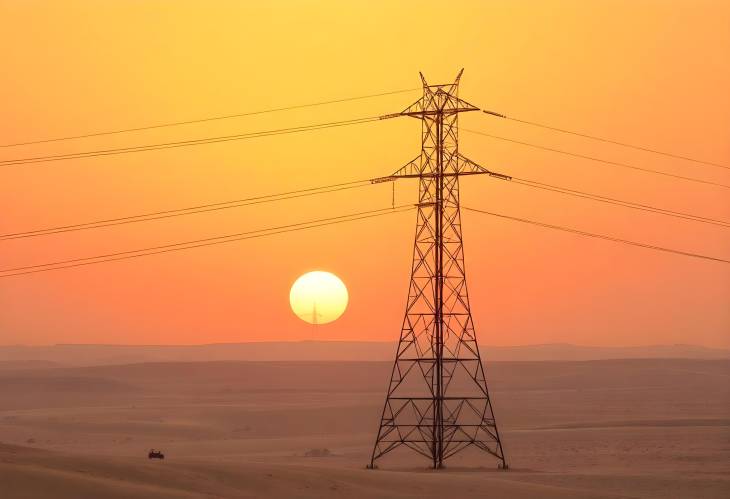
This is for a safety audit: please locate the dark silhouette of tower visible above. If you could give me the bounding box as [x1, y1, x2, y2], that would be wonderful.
[311, 301, 323, 325]
[369, 70, 510, 470]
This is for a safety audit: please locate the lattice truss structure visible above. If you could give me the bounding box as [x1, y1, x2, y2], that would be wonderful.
[370, 70, 510, 470]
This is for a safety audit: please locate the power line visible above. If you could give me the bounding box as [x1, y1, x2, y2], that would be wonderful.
[462, 129, 730, 190]
[463, 206, 730, 264]
[481, 109, 730, 170]
[484, 174, 730, 228]
[0, 116, 390, 167]
[0, 205, 414, 278]
[0, 179, 377, 240]
[0, 88, 419, 148]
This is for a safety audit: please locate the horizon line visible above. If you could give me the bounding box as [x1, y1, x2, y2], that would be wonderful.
[1, 341, 728, 351]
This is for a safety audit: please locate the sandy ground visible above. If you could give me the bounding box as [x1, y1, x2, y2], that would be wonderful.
[0, 359, 728, 498]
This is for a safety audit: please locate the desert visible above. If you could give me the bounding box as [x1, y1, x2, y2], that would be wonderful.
[1, 354, 728, 498]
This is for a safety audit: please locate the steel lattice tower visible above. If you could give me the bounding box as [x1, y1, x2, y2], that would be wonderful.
[369, 70, 510, 470]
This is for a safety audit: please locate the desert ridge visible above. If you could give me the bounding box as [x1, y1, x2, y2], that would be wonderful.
[1, 342, 727, 367]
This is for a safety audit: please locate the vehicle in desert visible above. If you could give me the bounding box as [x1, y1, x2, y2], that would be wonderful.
[148, 449, 165, 460]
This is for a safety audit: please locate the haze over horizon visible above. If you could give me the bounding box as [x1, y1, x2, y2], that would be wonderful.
[2, 339, 729, 349]
[1, 341, 727, 368]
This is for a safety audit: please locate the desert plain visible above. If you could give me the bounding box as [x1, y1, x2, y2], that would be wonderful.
[0, 352, 728, 498]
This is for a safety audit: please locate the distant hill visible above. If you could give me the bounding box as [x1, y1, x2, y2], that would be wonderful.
[0, 360, 62, 370]
[483, 343, 730, 361]
[0, 342, 727, 367]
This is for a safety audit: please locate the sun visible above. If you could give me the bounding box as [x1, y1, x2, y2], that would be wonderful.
[289, 271, 348, 325]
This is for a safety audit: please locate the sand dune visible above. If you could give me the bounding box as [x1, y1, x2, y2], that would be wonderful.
[0, 359, 728, 498]
[0, 443, 621, 499]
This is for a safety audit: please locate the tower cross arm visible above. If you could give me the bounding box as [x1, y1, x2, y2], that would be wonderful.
[457, 154, 512, 180]
[399, 96, 480, 118]
[371, 154, 512, 183]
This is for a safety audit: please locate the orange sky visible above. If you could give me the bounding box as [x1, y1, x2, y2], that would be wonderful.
[1, 1, 729, 348]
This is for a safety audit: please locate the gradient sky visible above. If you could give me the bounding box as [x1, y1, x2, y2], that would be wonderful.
[1, 1, 729, 347]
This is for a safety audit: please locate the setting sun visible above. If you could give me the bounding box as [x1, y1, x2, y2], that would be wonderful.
[289, 271, 349, 325]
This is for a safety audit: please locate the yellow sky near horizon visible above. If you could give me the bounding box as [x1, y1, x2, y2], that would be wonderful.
[1, 1, 729, 347]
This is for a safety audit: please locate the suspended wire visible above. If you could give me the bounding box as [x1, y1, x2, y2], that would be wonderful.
[0, 205, 415, 278]
[0, 116, 388, 167]
[463, 206, 730, 264]
[484, 175, 730, 228]
[0, 179, 376, 240]
[0, 88, 419, 148]
[462, 129, 730, 190]
[481, 109, 730, 170]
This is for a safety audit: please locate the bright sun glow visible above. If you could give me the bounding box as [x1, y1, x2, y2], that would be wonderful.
[289, 271, 348, 325]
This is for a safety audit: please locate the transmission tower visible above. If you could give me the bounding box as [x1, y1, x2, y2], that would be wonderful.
[369, 70, 511, 470]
